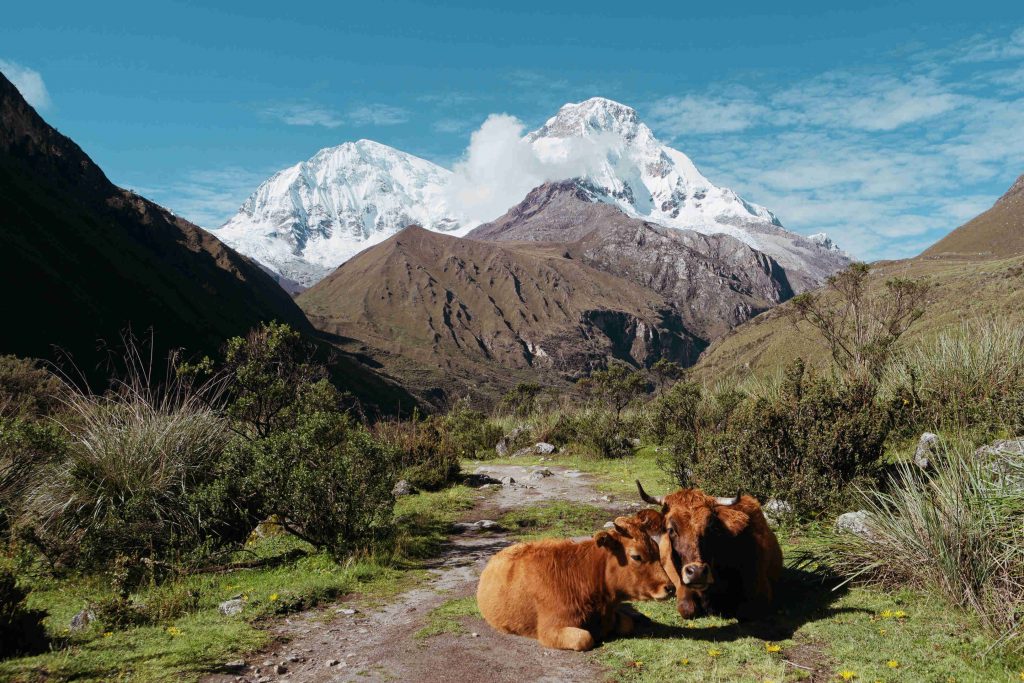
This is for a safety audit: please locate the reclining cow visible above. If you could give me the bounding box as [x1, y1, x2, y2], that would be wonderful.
[636, 481, 783, 620]
[477, 513, 674, 651]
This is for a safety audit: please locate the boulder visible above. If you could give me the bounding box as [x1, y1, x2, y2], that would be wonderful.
[495, 440, 509, 457]
[392, 479, 416, 497]
[914, 432, 940, 469]
[534, 442, 556, 454]
[835, 510, 872, 537]
[528, 468, 554, 481]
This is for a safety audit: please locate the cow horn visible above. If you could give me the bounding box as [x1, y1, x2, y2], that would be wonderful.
[714, 491, 741, 506]
[636, 480, 663, 506]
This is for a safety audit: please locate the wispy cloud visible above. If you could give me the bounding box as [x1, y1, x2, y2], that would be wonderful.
[0, 59, 51, 110]
[130, 166, 272, 229]
[263, 102, 343, 128]
[644, 25, 1024, 260]
[347, 103, 408, 126]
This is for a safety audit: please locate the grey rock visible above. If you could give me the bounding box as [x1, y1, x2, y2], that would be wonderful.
[528, 468, 554, 481]
[601, 494, 614, 502]
[511, 447, 533, 458]
[452, 522, 477, 533]
[327, 659, 341, 667]
[534, 442, 556, 454]
[629, 438, 642, 447]
[274, 664, 287, 674]
[392, 479, 416, 497]
[915, 432, 940, 469]
[219, 598, 244, 616]
[603, 521, 615, 529]
[476, 519, 500, 530]
[495, 440, 509, 457]
[225, 660, 245, 669]
[463, 472, 501, 487]
[763, 499, 794, 526]
[339, 608, 358, 615]
[500, 476, 516, 486]
[835, 510, 872, 537]
[69, 608, 96, 631]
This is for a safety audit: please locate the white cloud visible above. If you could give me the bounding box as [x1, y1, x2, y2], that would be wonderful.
[953, 26, 1024, 63]
[445, 113, 618, 224]
[130, 166, 272, 229]
[0, 59, 51, 110]
[649, 93, 768, 135]
[263, 103, 343, 128]
[348, 103, 409, 126]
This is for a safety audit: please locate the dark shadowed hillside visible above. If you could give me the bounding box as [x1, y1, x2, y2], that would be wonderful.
[0, 73, 412, 411]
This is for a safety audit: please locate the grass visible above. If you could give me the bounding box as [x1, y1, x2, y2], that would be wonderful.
[0, 485, 482, 682]
[414, 597, 481, 639]
[498, 501, 611, 541]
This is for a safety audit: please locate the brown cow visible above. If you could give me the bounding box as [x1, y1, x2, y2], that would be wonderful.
[636, 481, 783, 621]
[476, 513, 674, 651]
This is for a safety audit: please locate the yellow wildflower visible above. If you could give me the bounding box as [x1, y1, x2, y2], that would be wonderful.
[838, 671, 857, 681]
[879, 609, 894, 618]
[887, 660, 899, 669]
[166, 626, 182, 637]
[878, 628, 886, 635]
[1018, 672, 1024, 682]
[103, 632, 113, 638]
[270, 593, 279, 602]
[765, 643, 782, 653]
[629, 661, 643, 669]
[680, 658, 689, 665]
[708, 648, 722, 657]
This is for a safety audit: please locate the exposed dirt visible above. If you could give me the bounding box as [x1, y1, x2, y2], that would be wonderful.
[204, 464, 644, 683]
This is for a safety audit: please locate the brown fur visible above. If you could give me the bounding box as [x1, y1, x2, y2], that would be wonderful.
[476, 514, 674, 651]
[637, 485, 783, 621]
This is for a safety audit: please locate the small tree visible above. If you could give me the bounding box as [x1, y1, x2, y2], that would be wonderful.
[790, 263, 930, 378]
[579, 363, 648, 420]
[650, 358, 685, 395]
[498, 382, 544, 419]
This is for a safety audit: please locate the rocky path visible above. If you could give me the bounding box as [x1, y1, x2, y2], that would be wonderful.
[205, 463, 642, 683]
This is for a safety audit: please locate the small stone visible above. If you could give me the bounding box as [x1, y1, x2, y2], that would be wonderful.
[534, 442, 556, 454]
[470, 632, 479, 637]
[219, 598, 244, 616]
[69, 608, 96, 631]
[629, 438, 642, 447]
[339, 608, 358, 615]
[225, 659, 245, 669]
[495, 440, 509, 457]
[452, 522, 477, 533]
[601, 494, 614, 502]
[915, 432, 940, 469]
[528, 468, 553, 481]
[392, 479, 416, 496]
[500, 476, 516, 486]
[511, 447, 533, 458]
[327, 659, 340, 667]
[274, 664, 287, 674]
[262, 660, 274, 667]
[476, 519, 501, 530]
[603, 521, 615, 529]
[835, 510, 872, 537]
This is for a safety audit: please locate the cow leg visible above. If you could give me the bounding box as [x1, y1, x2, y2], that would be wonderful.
[736, 572, 774, 621]
[538, 625, 596, 651]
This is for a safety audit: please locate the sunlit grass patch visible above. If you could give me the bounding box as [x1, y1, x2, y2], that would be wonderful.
[498, 501, 610, 541]
[414, 596, 481, 639]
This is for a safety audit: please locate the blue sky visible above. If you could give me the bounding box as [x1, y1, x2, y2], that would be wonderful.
[2, 0, 1023, 259]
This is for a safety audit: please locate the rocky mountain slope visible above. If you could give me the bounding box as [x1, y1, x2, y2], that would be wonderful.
[217, 140, 463, 286]
[470, 181, 794, 340]
[0, 72, 410, 409]
[298, 226, 706, 399]
[921, 174, 1024, 259]
[219, 98, 847, 291]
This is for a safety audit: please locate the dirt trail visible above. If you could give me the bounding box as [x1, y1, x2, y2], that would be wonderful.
[205, 463, 642, 683]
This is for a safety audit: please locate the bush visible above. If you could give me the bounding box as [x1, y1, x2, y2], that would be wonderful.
[0, 565, 47, 659]
[0, 355, 62, 420]
[377, 412, 460, 491]
[441, 398, 503, 460]
[0, 418, 65, 535]
[661, 362, 893, 514]
[23, 368, 230, 569]
[833, 440, 1024, 650]
[884, 321, 1024, 438]
[497, 383, 544, 419]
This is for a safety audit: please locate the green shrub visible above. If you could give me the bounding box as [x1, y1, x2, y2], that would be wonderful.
[661, 362, 893, 514]
[0, 355, 62, 420]
[441, 398, 503, 459]
[0, 418, 65, 535]
[884, 320, 1024, 438]
[23, 367, 230, 569]
[0, 565, 47, 659]
[497, 382, 544, 419]
[833, 440, 1024, 650]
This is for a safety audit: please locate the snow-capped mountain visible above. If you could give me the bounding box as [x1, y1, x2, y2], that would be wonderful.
[218, 98, 847, 289]
[217, 140, 463, 285]
[525, 97, 849, 290]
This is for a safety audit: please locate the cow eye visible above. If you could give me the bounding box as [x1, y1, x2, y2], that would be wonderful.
[630, 553, 642, 562]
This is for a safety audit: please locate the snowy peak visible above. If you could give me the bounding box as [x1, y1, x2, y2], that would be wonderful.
[218, 140, 462, 286]
[528, 97, 643, 140]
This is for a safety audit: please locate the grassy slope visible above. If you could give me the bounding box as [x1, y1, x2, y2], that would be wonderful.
[461, 449, 1024, 682]
[694, 254, 1024, 384]
[0, 486, 480, 683]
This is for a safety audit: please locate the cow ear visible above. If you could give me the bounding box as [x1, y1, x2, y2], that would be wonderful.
[633, 509, 665, 534]
[716, 507, 750, 536]
[594, 530, 619, 549]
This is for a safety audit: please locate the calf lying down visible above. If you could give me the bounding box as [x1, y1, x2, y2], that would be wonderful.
[477, 513, 674, 651]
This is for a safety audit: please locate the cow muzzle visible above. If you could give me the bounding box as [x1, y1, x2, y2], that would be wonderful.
[682, 562, 712, 590]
